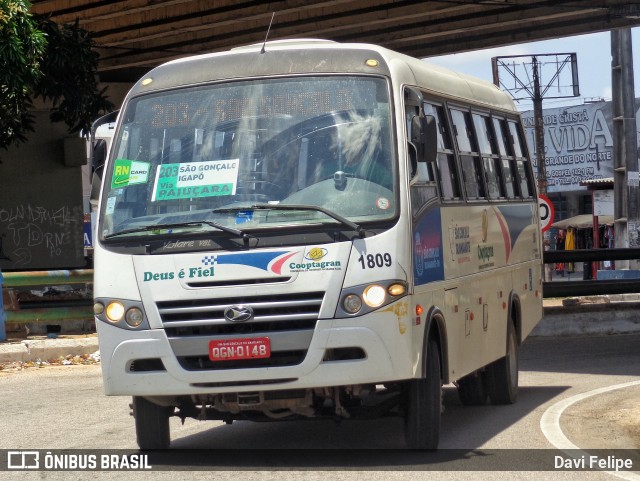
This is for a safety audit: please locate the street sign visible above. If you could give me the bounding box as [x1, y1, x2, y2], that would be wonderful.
[539, 194, 555, 232]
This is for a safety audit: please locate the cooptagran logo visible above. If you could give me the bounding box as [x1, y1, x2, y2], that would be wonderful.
[289, 247, 342, 273]
[305, 247, 328, 261]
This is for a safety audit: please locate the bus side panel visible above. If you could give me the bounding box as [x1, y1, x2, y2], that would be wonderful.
[493, 203, 544, 342]
[512, 260, 544, 342]
[412, 202, 542, 382]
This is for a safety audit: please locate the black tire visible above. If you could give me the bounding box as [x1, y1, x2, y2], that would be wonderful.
[404, 338, 442, 450]
[457, 371, 488, 406]
[133, 396, 172, 450]
[485, 319, 518, 404]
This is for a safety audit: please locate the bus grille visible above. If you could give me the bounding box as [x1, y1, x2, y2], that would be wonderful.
[156, 292, 324, 371]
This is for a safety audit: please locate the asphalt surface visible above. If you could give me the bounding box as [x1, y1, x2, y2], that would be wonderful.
[0, 333, 638, 481]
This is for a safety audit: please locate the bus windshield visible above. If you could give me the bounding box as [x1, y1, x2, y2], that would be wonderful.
[100, 75, 395, 240]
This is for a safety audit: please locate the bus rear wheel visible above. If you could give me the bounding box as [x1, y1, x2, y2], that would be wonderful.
[133, 396, 173, 450]
[485, 320, 518, 404]
[404, 338, 442, 450]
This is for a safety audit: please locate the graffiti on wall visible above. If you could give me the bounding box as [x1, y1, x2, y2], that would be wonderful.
[0, 204, 84, 269]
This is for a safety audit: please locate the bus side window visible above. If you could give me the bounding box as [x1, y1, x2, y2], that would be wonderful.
[473, 113, 504, 200]
[508, 120, 524, 157]
[492, 117, 517, 199]
[450, 108, 485, 200]
[424, 103, 461, 200]
[508, 120, 534, 198]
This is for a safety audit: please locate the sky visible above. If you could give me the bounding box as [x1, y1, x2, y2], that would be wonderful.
[426, 27, 640, 112]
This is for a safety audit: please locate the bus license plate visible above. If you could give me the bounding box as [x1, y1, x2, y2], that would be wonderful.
[209, 337, 271, 362]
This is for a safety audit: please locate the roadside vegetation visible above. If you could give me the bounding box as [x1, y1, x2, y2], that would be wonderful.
[0, 0, 112, 156]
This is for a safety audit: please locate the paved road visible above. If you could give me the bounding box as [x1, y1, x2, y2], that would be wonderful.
[1, 333, 639, 480]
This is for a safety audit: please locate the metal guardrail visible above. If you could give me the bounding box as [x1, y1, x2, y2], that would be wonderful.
[543, 248, 640, 298]
[2, 269, 93, 287]
[2, 269, 93, 325]
[543, 247, 640, 263]
[543, 279, 640, 298]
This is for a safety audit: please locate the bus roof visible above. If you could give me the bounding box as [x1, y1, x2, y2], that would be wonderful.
[128, 39, 517, 113]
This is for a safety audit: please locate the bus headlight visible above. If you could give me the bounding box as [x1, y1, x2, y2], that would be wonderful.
[94, 298, 149, 330]
[337, 280, 408, 318]
[106, 302, 125, 322]
[387, 283, 406, 297]
[343, 294, 363, 314]
[125, 307, 144, 327]
[93, 302, 105, 315]
[363, 284, 386, 308]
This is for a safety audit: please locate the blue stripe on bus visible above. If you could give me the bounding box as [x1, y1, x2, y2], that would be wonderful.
[413, 208, 445, 285]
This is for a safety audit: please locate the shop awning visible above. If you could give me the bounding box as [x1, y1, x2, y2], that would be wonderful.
[552, 214, 614, 229]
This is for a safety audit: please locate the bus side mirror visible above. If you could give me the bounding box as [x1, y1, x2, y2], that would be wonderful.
[90, 139, 107, 207]
[92, 139, 107, 177]
[88, 110, 119, 207]
[411, 115, 437, 163]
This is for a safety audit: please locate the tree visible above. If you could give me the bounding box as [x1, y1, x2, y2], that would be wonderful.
[0, 0, 113, 154]
[0, 0, 46, 148]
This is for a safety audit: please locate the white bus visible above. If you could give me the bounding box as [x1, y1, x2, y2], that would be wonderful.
[92, 39, 543, 450]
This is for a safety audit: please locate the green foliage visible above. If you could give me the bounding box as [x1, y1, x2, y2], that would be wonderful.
[0, 0, 114, 153]
[0, 0, 46, 147]
[34, 17, 113, 135]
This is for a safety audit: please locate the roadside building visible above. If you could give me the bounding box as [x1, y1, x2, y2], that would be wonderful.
[521, 98, 640, 275]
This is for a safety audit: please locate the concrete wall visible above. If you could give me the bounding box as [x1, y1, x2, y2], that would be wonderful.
[0, 84, 131, 271]
[0, 108, 85, 270]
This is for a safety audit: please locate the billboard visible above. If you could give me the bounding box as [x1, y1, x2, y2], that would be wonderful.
[521, 99, 640, 193]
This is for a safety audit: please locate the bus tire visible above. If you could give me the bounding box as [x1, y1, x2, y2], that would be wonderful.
[457, 371, 488, 405]
[133, 396, 172, 450]
[404, 338, 442, 450]
[485, 320, 518, 404]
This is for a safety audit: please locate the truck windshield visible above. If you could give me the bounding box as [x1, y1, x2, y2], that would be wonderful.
[99, 75, 395, 240]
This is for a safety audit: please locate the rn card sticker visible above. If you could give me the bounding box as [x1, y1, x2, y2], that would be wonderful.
[152, 159, 239, 201]
[111, 159, 150, 189]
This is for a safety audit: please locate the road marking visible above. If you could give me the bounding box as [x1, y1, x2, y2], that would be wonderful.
[540, 379, 640, 481]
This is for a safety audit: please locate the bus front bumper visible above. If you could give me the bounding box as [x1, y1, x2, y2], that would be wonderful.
[97, 316, 418, 396]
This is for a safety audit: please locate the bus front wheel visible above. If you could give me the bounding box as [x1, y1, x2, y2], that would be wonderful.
[404, 338, 442, 450]
[133, 396, 172, 450]
[485, 320, 518, 404]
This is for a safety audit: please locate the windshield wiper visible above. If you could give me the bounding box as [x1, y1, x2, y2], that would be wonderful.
[214, 203, 365, 238]
[104, 221, 249, 241]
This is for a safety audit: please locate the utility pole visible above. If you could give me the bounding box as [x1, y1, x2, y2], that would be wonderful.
[532, 57, 547, 196]
[611, 28, 639, 253]
[492, 53, 579, 197]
